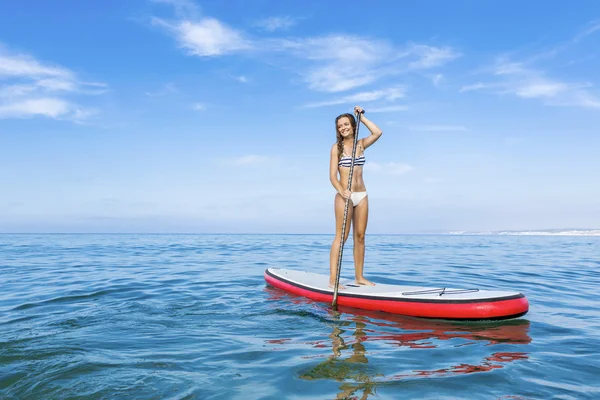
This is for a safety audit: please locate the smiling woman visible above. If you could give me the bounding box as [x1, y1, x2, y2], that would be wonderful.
[328, 105, 382, 289]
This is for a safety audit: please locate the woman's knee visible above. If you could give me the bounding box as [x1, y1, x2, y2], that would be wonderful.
[333, 234, 349, 244]
[354, 231, 365, 244]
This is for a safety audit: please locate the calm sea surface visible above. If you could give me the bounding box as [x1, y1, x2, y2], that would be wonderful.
[1, 234, 599, 399]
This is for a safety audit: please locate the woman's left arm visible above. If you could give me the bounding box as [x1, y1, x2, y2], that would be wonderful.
[357, 111, 383, 149]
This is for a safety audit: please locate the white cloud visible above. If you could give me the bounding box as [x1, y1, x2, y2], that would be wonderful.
[36, 78, 78, 92]
[517, 20, 600, 65]
[263, 35, 394, 93]
[460, 82, 496, 92]
[303, 65, 379, 93]
[192, 102, 206, 111]
[407, 44, 461, 69]
[579, 93, 600, 108]
[304, 86, 405, 108]
[0, 51, 71, 79]
[0, 98, 70, 118]
[0, 45, 103, 121]
[255, 16, 297, 32]
[462, 59, 600, 109]
[460, 22, 600, 110]
[151, 5, 460, 94]
[573, 20, 600, 42]
[514, 81, 569, 98]
[282, 35, 389, 64]
[153, 17, 252, 57]
[0, 98, 94, 121]
[280, 36, 459, 93]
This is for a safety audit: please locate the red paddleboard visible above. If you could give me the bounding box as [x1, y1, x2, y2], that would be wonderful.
[264, 268, 529, 321]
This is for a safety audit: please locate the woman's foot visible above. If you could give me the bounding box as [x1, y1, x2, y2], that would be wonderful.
[329, 282, 346, 290]
[355, 277, 375, 286]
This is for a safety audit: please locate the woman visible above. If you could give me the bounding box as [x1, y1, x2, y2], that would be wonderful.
[329, 105, 383, 289]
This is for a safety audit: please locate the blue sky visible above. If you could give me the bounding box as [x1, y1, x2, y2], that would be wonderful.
[1, 0, 599, 233]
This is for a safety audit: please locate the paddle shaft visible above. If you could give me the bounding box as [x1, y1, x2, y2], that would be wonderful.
[332, 110, 363, 308]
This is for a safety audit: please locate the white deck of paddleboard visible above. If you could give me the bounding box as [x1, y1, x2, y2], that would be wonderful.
[267, 268, 521, 301]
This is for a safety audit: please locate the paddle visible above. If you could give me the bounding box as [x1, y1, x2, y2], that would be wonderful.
[332, 108, 364, 309]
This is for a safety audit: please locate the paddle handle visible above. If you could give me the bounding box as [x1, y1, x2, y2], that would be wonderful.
[332, 110, 363, 308]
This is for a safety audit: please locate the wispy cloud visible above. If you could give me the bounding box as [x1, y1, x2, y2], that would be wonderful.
[0, 51, 71, 79]
[279, 36, 460, 93]
[461, 22, 600, 110]
[192, 102, 206, 111]
[512, 20, 600, 65]
[573, 20, 600, 42]
[0, 44, 104, 121]
[151, 5, 460, 94]
[461, 59, 600, 109]
[304, 86, 405, 108]
[278, 35, 396, 93]
[407, 44, 461, 69]
[460, 82, 495, 93]
[409, 125, 468, 132]
[0, 98, 92, 120]
[254, 16, 297, 32]
[366, 162, 414, 175]
[152, 17, 252, 57]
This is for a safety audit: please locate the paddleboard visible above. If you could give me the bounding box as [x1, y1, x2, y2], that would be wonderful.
[264, 268, 529, 321]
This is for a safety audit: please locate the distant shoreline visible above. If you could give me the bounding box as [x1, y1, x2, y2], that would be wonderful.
[447, 229, 600, 236]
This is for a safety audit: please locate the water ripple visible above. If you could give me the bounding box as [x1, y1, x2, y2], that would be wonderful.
[1, 234, 599, 399]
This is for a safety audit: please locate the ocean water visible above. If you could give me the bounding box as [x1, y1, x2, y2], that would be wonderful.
[1, 233, 599, 400]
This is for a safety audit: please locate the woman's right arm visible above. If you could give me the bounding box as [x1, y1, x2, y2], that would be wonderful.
[330, 144, 349, 198]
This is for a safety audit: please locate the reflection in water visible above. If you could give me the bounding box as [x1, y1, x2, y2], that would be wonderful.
[300, 316, 380, 400]
[340, 305, 532, 348]
[400, 352, 529, 378]
[265, 287, 532, 399]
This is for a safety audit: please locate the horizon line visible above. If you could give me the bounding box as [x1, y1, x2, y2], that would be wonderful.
[1, 228, 599, 236]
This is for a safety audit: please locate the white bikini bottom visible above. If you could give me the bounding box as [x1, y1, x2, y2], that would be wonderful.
[350, 191, 367, 207]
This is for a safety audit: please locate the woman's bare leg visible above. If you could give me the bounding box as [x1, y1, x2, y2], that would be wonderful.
[352, 195, 374, 285]
[329, 193, 353, 288]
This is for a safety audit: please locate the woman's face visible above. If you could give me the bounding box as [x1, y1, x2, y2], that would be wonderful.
[337, 117, 353, 138]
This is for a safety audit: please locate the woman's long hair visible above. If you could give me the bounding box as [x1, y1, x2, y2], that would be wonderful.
[335, 113, 356, 162]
